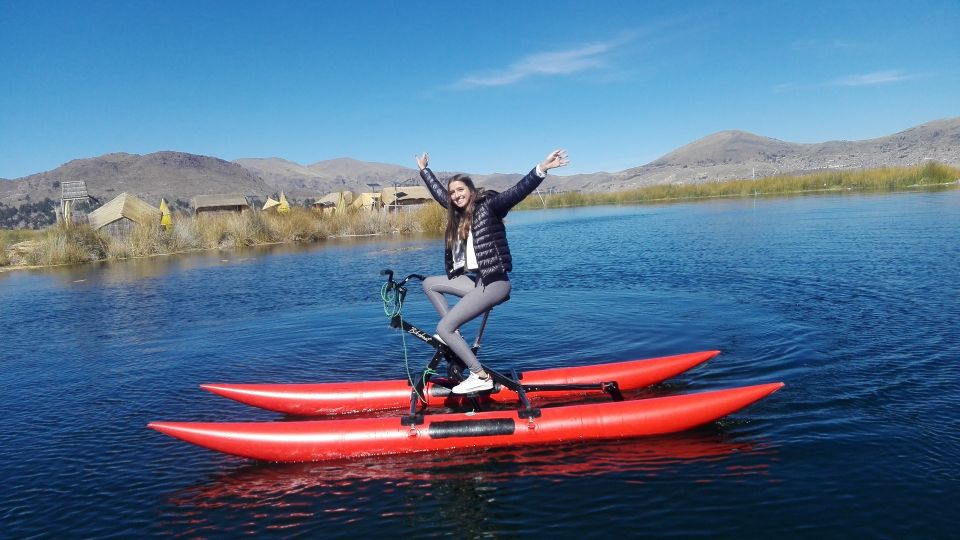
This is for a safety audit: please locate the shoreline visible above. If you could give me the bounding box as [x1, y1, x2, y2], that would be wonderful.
[517, 180, 960, 210]
[515, 163, 960, 211]
[0, 231, 399, 274]
[3, 183, 957, 274]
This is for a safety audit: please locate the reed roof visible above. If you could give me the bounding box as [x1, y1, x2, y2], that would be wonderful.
[350, 192, 382, 209]
[87, 192, 161, 230]
[192, 194, 250, 209]
[381, 186, 431, 206]
[314, 191, 355, 206]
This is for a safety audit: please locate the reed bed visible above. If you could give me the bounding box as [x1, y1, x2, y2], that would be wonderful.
[2, 164, 955, 270]
[398, 202, 446, 235]
[1, 224, 109, 267]
[0, 229, 40, 267]
[516, 162, 960, 210]
[0, 229, 41, 245]
[1, 204, 448, 269]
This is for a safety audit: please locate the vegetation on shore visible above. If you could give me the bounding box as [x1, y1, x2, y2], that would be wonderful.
[1, 204, 446, 269]
[516, 162, 960, 210]
[1, 163, 957, 270]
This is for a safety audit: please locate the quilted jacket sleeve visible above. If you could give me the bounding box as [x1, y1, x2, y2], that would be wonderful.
[485, 168, 545, 218]
[419, 168, 450, 209]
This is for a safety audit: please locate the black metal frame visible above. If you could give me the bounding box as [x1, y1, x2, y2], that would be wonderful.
[380, 269, 623, 425]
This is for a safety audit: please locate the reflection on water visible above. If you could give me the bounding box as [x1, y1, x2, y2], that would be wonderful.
[160, 430, 776, 537]
[178, 431, 769, 492]
[0, 234, 433, 287]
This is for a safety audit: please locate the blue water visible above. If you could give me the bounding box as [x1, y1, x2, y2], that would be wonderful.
[2, 191, 958, 538]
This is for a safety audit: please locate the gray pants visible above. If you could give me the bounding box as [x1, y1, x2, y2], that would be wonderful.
[422, 274, 511, 374]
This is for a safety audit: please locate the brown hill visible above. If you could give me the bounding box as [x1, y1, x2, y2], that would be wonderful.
[0, 151, 273, 207]
[234, 117, 960, 194]
[608, 117, 960, 189]
[2, 117, 957, 209]
[234, 157, 421, 198]
[0, 152, 273, 206]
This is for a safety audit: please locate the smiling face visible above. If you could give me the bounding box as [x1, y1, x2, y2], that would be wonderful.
[448, 180, 475, 209]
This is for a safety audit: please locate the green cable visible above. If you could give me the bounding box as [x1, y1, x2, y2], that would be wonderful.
[381, 282, 430, 404]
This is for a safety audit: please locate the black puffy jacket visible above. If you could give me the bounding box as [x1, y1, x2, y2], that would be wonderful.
[420, 167, 545, 284]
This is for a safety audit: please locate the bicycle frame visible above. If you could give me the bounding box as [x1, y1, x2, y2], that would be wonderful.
[380, 269, 623, 425]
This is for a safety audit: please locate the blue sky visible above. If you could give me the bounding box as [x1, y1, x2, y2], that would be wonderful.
[1, 0, 958, 179]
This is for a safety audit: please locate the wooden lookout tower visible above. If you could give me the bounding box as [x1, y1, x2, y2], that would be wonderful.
[58, 180, 94, 226]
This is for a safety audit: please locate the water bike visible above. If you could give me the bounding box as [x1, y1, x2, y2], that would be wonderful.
[149, 269, 784, 462]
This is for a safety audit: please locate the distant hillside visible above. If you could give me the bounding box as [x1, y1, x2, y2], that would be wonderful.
[234, 157, 422, 198]
[238, 118, 960, 193]
[608, 117, 960, 190]
[234, 157, 571, 197]
[0, 151, 271, 208]
[2, 117, 957, 214]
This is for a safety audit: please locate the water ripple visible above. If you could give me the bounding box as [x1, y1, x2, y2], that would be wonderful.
[2, 191, 959, 538]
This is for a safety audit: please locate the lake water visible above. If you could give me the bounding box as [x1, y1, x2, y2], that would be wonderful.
[2, 191, 958, 538]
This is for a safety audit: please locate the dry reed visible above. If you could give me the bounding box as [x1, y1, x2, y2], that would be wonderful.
[516, 162, 960, 210]
[3, 163, 955, 270]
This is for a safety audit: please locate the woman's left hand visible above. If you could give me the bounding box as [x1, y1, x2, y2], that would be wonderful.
[415, 152, 430, 171]
[540, 149, 569, 171]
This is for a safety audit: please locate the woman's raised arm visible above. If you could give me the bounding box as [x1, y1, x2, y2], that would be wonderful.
[417, 152, 449, 207]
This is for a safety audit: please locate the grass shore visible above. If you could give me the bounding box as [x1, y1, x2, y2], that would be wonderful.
[515, 162, 960, 209]
[2, 163, 957, 271]
[1, 204, 446, 270]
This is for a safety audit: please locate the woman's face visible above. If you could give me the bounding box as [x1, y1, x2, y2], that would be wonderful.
[448, 180, 474, 209]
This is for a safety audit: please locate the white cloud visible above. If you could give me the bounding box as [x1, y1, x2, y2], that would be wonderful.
[774, 70, 923, 92]
[451, 38, 628, 90]
[791, 39, 875, 51]
[772, 82, 803, 93]
[829, 70, 920, 86]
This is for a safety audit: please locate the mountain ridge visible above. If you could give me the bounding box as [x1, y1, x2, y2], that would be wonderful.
[0, 151, 271, 208]
[2, 117, 957, 207]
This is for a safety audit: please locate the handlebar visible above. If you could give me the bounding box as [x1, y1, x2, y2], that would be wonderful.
[381, 268, 427, 291]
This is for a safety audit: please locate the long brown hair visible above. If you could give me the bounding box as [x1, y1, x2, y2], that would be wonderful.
[445, 174, 477, 252]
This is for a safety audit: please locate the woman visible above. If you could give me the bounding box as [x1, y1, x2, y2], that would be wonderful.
[415, 149, 569, 394]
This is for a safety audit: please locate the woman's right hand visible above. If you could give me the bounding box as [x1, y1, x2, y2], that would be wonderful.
[415, 152, 430, 170]
[540, 149, 569, 171]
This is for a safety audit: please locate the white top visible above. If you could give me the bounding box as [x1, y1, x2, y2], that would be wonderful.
[452, 230, 479, 271]
[465, 230, 478, 270]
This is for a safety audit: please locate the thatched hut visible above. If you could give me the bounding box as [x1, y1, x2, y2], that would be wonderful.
[313, 191, 354, 214]
[192, 194, 250, 216]
[381, 186, 431, 211]
[87, 193, 161, 236]
[350, 192, 382, 212]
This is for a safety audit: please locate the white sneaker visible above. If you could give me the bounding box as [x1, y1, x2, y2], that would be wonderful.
[451, 372, 493, 394]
